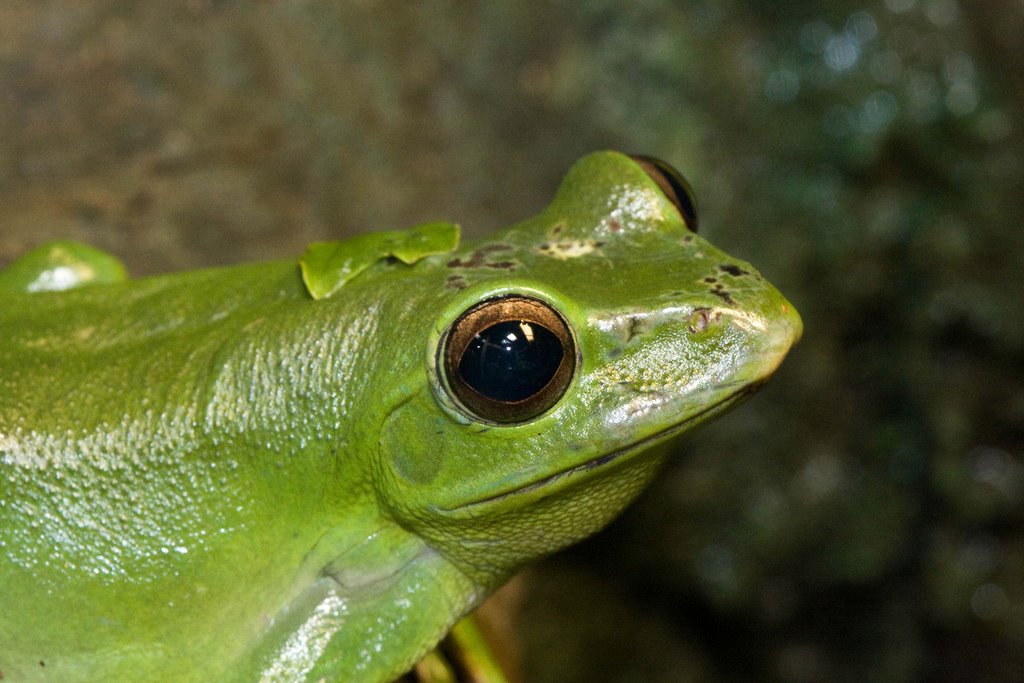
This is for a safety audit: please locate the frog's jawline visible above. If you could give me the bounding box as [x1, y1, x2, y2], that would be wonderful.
[452, 381, 764, 511]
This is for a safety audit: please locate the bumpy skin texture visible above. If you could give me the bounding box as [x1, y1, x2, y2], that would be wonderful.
[0, 152, 801, 682]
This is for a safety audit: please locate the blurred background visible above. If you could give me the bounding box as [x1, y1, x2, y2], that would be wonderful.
[2, 1, 1021, 681]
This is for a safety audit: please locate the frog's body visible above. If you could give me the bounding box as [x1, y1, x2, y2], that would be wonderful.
[0, 152, 801, 682]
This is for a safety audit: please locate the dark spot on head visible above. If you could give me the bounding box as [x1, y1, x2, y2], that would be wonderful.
[608, 346, 624, 359]
[594, 241, 606, 248]
[710, 289, 735, 304]
[607, 219, 622, 232]
[539, 242, 551, 250]
[447, 250, 489, 269]
[551, 223, 564, 235]
[445, 275, 467, 290]
[718, 264, 749, 277]
[39, 661, 45, 668]
[703, 276, 717, 283]
[683, 235, 694, 243]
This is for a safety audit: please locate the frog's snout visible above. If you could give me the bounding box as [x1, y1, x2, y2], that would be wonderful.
[781, 300, 804, 344]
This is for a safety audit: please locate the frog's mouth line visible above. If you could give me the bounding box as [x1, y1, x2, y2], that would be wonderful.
[449, 381, 764, 512]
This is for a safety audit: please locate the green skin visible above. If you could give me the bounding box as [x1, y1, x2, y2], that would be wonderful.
[0, 152, 801, 682]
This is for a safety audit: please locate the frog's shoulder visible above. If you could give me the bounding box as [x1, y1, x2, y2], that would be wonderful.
[300, 221, 459, 300]
[0, 240, 127, 295]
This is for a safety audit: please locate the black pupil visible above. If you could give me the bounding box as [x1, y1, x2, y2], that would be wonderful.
[458, 319, 564, 402]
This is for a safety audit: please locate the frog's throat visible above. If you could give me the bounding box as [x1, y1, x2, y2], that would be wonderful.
[445, 380, 765, 512]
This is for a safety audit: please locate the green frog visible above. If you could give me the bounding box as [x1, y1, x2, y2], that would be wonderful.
[0, 151, 801, 682]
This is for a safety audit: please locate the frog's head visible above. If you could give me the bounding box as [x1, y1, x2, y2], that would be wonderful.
[374, 151, 801, 587]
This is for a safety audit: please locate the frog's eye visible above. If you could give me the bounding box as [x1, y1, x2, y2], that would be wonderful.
[441, 296, 576, 423]
[630, 154, 700, 232]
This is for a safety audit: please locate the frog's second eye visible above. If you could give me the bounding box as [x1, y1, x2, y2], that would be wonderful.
[441, 296, 576, 423]
[630, 154, 700, 232]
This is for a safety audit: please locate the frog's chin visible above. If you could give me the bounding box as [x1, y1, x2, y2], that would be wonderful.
[446, 381, 764, 513]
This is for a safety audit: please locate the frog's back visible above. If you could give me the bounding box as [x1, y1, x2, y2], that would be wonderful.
[0, 245, 304, 360]
[1, 246, 307, 418]
[0, 245, 373, 680]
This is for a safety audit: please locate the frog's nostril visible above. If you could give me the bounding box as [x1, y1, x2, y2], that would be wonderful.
[688, 308, 713, 333]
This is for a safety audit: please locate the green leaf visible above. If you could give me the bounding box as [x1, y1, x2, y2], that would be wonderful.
[300, 222, 460, 300]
